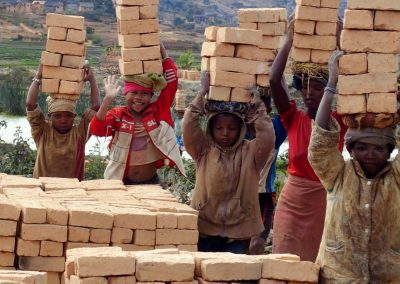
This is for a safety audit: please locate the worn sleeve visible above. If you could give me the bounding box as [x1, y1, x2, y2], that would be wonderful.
[279, 99, 298, 130]
[90, 108, 117, 137]
[308, 117, 345, 191]
[157, 58, 178, 108]
[26, 105, 46, 142]
[77, 108, 96, 141]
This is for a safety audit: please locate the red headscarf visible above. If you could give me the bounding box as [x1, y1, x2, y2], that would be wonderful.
[124, 82, 153, 95]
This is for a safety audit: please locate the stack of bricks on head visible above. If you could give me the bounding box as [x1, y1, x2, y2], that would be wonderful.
[293, 0, 341, 64]
[337, 0, 400, 115]
[41, 13, 87, 101]
[201, 8, 287, 103]
[0, 174, 198, 284]
[116, 0, 162, 75]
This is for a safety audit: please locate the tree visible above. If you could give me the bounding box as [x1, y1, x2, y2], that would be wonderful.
[177, 49, 195, 70]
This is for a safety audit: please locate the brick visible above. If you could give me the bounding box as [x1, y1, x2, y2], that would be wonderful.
[311, 49, 332, 64]
[239, 22, 257, 30]
[156, 229, 198, 245]
[136, 253, 194, 282]
[157, 213, 178, 229]
[67, 29, 86, 43]
[295, 5, 338, 22]
[69, 208, 114, 229]
[367, 93, 397, 113]
[368, 53, 398, 73]
[0, 252, 14, 266]
[16, 238, 40, 256]
[258, 279, 286, 284]
[259, 36, 282, 49]
[18, 256, 65, 272]
[295, 0, 320, 7]
[116, 6, 139, 21]
[347, 0, 400, 11]
[217, 27, 262, 46]
[133, 230, 156, 246]
[0, 199, 20, 221]
[374, 11, 400, 31]
[210, 57, 271, 75]
[261, 258, 319, 282]
[113, 211, 156, 230]
[140, 5, 158, 19]
[141, 33, 160, 46]
[76, 255, 136, 277]
[207, 86, 231, 102]
[231, 88, 252, 103]
[65, 242, 109, 250]
[294, 20, 315, 35]
[18, 200, 47, 224]
[90, 229, 111, 244]
[0, 237, 15, 252]
[59, 80, 84, 95]
[41, 78, 60, 93]
[121, 46, 160, 61]
[46, 13, 85, 30]
[315, 21, 336, 36]
[201, 42, 235, 57]
[293, 34, 336, 50]
[337, 95, 367, 114]
[48, 26, 67, 40]
[118, 19, 159, 35]
[118, 34, 141, 48]
[235, 45, 276, 61]
[343, 9, 373, 30]
[210, 71, 256, 89]
[70, 275, 107, 284]
[201, 258, 262, 281]
[69, 226, 90, 242]
[292, 48, 311, 62]
[111, 227, 133, 244]
[116, 0, 158, 5]
[238, 8, 287, 23]
[116, 244, 154, 251]
[62, 55, 85, 68]
[257, 74, 270, 87]
[204, 26, 219, 41]
[201, 57, 210, 71]
[321, 0, 340, 8]
[177, 214, 197, 230]
[46, 39, 85, 56]
[47, 272, 61, 284]
[108, 276, 137, 284]
[338, 73, 397, 95]
[143, 60, 163, 73]
[41, 200, 69, 226]
[119, 60, 143, 75]
[339, 53, 367, 75]
[40, 240, 63, 256]
[21, 223, 67, 242]
[340, 30, 400, 54]
[0, 220, 17, 236]
[257, 22, 286, 36]
[177, 245, 197, 252]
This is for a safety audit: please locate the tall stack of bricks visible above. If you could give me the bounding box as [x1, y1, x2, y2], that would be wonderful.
[116, 0, 162, 75]
[0, 270, 47, 284]
[64, 248, 320, 283]
[293, 0, 341, 64]
[41, 13, 86, 101]
[238, 8, 287, 89]
[337, 0, 400, 114]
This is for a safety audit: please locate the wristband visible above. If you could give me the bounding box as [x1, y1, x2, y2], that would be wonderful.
[32, 78, 41, 85]
[324, 86, 336, 94]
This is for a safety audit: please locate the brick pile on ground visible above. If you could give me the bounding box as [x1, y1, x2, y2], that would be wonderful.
[0, 270, 47, 284]
[0, 175, 198, 284]
[64, 247, 320, 284]
[293, 0, 341, 64]
[237, 8, 287, 89]
[116, 0, 162, 75]
[41, 13, 87, 101]
[337, 0, 400, 114]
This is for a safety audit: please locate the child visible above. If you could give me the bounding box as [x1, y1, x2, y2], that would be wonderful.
[90, 44, 184, 184]
[308, 50, 400, 282]
[26, 64, 100, 181]
[182, 72, 275, 254]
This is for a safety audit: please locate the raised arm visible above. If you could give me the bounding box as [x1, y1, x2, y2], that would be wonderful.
[157, 42, 178, 107]
[26, 64, 42, 111]
[84, 65, 101, 111]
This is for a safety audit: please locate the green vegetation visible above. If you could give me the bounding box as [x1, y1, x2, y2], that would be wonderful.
[177, 49, 196, 70]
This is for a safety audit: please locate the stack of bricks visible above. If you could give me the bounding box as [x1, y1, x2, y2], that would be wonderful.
[337, 0, 400, 115]
[293, 0, 341, 64]
[116, 0, 162, 75]
[0, 174, 198, 284]
[41, 13, 86, 101]
[238, 8, 287, 89]
[65, 247, 320, 283]
[0, 270, 47, 284]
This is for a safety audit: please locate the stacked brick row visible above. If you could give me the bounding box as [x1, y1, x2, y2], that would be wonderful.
[293, 0, 341, 64]
[238, 8, 287, 88]
[116, 0, 162, 75]
[64, 247, 320, 283]
[0, 270, 47, 284]
[337, 0, 400, 115]
[40, 13, 87, 101]
[0, 175, 198, 284]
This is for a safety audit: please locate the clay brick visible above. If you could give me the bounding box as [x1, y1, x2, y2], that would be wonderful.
[46, 13, 85, 30]
[69, 226, 90, 242]
[239, 22, 257, 30]
[118, 19, 159, 35]
[67, 29, 86, 43]
[40, 240, 63, 256]
[41, 200, 69, 226]
[116, 6, 139, 21]
[368, 53, 398, 73]
[116, 244, 154, 251]
[122, 46, 160, 61]
[339, 53, 367, 75]
[235, 45, 276, 61]
[65, 242, 109, 250]
[231, 88, 252, 103]
[257, 22, 287, 36]
[367, 93, 397, 113]
[201, 258, 262, 281]
[210, 71, 256, 89]
[347, 0, 400, 11]
[201, 57, 210, 71]
[293, 34, 336, 50]
[62, 55, 85, 69]
[0, 220, 17, 236]
[207, 86, 231, 101]
[311, 49, 332, 64]
[141, 33, 160, 46]
[294, 20, 315, 35]
[156, 229, 198, 245]
[109, 276, 137, 284]
[47, 272, 61, 284]
[18, 200, 47, 224]
[338, 73, 397, 95]
[76, 255, 136, 277]
[217, 28, 262, 46]
[59, 80, 84, 95]
[90, 229, 111, 244]
[374, 11, 400, 31]
[118, 34, 141, 48]
[315, 21, 336, 36]
[343, 9, 373, 30]
[321, 0, 340, 8]
[0, 252, 14, 266]
[18, 256, 65, 272]
[46, 39, 85, 56]
[238, 8, 287, 23]
[210, 57, 271, 75]
[143, 60, 163, 74]
[119, 60, 143, 75]
[48, 26, 67, 40]
[295, 5, 338, 22]
[69, 208, 114, 229]
[204, 26, 219, 41]
[201, 42, 235, 57]
[292, 48, 311, 62]
[140, 5, 158, 19]
[41, 78, 60, 93]
[111, 227, 133, 244]
[0, 237, 15, 252]
[177, 214, 197, 230]
[0, 199, 20, 221]
[340, 30, 400, 54]
[116, 0, 158, 5]
[70, 275, 107, 284]
[177, 245, 197, 252]
[261, 258, 319, 282]
[133, 230, 156, 246]
[21, 223, 67, 242]
[157, 213, 178, 229]
[337, 95, 366, 114]
[257, 74, 270, 87]
[259, 36, 283, 49]
[258, 279, 286, 284]
[295, 0, 320, 7]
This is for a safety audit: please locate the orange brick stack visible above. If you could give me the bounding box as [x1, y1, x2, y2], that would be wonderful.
[41, 13, 86, 101]
[116, 0, 162, 75]
[337, 0, 400, 114]
[0, 270, 47, 284]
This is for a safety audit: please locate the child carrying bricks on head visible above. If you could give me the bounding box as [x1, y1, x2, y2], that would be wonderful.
[308, 50, 400, 282]
[26, 64, 100, 181]
[90, 43, 185, 184]
[182, 72, 275, 254]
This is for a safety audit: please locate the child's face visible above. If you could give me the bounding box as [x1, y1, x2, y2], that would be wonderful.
[301, 79, 325, 111]
[126, 91, 153, 113]
[211, 113, 241, 148]
[351, 142, 391, 179]
[49, 111, 75, 134]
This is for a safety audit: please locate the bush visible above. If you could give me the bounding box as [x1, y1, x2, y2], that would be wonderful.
[177, 49, 196, 70]
[84, 141, 108, 180]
